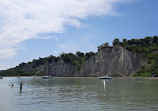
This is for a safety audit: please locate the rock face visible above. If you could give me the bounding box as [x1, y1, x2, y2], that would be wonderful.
[79, 46, 147, 77]
[47, 46, 147, 77]
[47, 59, 76, 77]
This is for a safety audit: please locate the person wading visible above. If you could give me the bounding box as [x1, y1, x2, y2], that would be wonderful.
[20, 83, 22, 93]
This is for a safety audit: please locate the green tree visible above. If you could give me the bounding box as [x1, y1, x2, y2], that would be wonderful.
[122, 38, 127, 44]
[97, 42, 109, 50]
[153, 36, 158, 45]
[113, 38, 120, 45]
[76, 51, 84, 58]
[85, 52, 95, 60]
[144, 37, 152, 45]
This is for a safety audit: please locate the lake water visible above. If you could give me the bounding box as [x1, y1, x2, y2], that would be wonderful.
[0, 77, 158, 111]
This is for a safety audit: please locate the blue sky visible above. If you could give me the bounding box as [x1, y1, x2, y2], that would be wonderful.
[0, 0, 158, 70]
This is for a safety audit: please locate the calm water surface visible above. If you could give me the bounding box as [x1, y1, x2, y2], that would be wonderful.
[0, 77, 158, 111]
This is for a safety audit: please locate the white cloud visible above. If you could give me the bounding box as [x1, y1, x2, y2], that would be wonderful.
[0, 48, 17, 58]
[0, 0, 126, 59]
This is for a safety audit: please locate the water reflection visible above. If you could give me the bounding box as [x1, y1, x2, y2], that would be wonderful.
[102, 79, 111, 90]
[103, 80, 106, 89]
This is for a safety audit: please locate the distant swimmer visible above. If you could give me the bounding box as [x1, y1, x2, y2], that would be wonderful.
[9, 83, 14, 87]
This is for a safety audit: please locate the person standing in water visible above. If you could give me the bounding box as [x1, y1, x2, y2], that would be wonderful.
[20, 83, 22, 93]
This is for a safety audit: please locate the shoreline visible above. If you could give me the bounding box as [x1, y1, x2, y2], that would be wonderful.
[1, 76, 158, 79]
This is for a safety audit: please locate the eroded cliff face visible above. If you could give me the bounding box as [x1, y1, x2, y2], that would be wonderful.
[47, 59, 76, 77]
[79, 46, 147, 77]
[47, 46, 147, 77]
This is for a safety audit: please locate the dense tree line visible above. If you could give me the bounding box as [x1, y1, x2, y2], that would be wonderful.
[0, 51, 95, 76]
